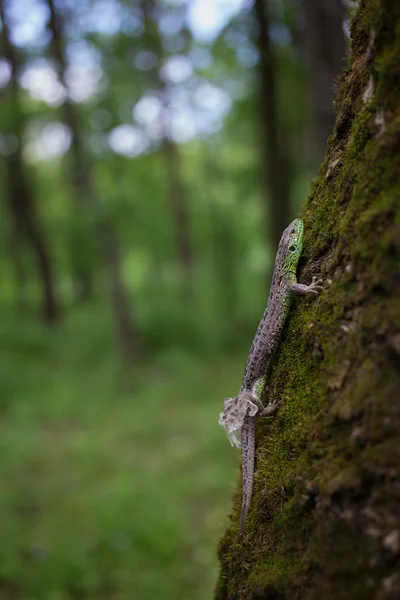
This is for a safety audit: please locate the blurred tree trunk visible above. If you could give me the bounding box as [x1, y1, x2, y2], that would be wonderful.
[216, 1, 400, 598]
[9, 228, 28, 315]
[302, 0, 347, 164]
[0, 1, 59, 325]
[203, 149, 237, 335]
[254, 0, 291, 255]
[46, 0, 138, 361]
[47, 0, 94, 302]
[162, 136, 194, 301]
[141, 0, 195, 303]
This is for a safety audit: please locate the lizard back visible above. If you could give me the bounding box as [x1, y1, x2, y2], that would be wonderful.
[240, 219, 304, 392]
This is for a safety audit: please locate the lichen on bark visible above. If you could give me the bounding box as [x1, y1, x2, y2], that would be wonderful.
[215, 1, 400, 598]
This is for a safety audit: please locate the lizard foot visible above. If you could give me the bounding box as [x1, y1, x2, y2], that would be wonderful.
[288, 276, 322, 296]
[308, 276, 323, 294]
[260, 398, 281, 417]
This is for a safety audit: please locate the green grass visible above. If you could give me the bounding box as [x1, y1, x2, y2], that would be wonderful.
[0, 309, 243, 600]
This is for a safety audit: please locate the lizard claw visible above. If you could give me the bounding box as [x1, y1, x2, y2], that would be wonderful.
[311, 276, 322, 286]
[307, 277, 323, 294]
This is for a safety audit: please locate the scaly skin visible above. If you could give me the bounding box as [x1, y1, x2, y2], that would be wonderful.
[219, 218, 322, 539]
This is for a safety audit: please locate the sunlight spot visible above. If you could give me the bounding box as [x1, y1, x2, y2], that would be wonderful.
[0, 60, 12, 88]
[83, 0, 122, 36]
[108, 125, 149, 157]
[169, 109, 196, 143]
[19, 59, 66, 107]
[65, 63, 103, 103]
[121, 9, 144, 36]
[133, 95, 163, 126]
[26, 122, 72, 161]
[8, 0, 50, 48]
[161, 55, 193, 84]
[194, 82, 231, 114]
[159, 12, 185, 36]
[188, 0, 247, 41]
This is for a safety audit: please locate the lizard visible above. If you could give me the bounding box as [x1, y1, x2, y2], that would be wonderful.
[219, 218, 321, 540]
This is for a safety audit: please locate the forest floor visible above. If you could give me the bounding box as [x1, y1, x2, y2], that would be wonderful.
[0, 305, 241, 600]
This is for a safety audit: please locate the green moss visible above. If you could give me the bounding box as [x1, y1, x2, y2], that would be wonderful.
[215, 1, 400, 598]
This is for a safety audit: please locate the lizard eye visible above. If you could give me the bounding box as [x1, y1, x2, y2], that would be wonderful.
[289, 245, 295, 252]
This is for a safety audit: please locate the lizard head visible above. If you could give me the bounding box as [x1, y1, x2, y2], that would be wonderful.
[280, 218, 304, 276]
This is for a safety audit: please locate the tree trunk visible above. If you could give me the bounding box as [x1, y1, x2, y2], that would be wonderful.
[254, 0, 291, 253]
[97, 219, 138, 363]
[46, 0, 138, 361]
[47, 0, 95, 301]
[203, 148, 237, 336]
[9, 226, 28, 315]
[0, 0, 59, 325]
[302, 0, 348, 164]
[141, 0, 195, 302]
[162, 137, 194, 301]
[216, 1, 400, 598]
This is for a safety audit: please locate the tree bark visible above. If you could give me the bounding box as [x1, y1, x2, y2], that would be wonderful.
[46, 0, 138, 361]
[216, 1, 400, 598]
[0, 0, 59, 325]
[254, 0, 291, 254]
[302, 0, 347, 164]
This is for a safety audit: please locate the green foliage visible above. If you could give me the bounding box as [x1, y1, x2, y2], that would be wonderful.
[0, 308, 243, 599]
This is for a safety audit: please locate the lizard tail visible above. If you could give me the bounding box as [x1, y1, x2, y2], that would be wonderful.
[237, 417, 256, 541]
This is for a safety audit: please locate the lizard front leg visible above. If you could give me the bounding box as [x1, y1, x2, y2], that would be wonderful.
[288, 276, 322, 295]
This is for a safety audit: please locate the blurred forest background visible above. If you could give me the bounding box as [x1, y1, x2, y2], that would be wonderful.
[0, 0, 350, 598]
